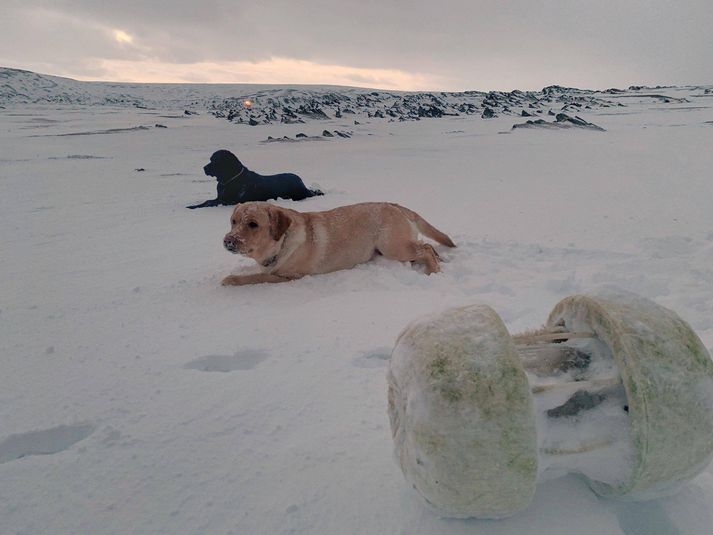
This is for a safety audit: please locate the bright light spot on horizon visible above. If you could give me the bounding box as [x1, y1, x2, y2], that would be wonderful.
[113, 30, 134, 44]
[243, 99, 253, 108]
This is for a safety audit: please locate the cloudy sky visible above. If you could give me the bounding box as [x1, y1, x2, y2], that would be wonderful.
[2, 0, 712, 91]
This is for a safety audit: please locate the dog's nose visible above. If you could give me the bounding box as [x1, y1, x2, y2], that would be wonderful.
[224, 235, 241, 251]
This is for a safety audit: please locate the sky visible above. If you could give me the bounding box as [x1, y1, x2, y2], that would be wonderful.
[2, 0, 712, 91]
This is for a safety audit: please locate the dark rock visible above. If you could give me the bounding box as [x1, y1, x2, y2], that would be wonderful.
[281, 107, 298, 118]
[134, 168, 145, 172]
[263, 136, 299, 143]
[542, 85, 577, 95]
[322, 130, 334, 137]
[547, 391, 606, 418]
[418, 105, 444, 118]
[512, 113, 605, 132]
[555, 113, 606, 131]
[481, 107, 495, 119]
[154, 123, 167, 128]
[296, 132, 307, 138]
[248, 117, 259, 126]
[521, 110, 533, 117]
[296, 102, 329, 119]
[281, 116, 305, 124]
[512, 119, 549, 129]
[457, 103, 478, 114]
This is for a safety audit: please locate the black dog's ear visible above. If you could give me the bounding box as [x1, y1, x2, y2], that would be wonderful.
[225, 151, 243, 169]
[268, 206, 291, 241]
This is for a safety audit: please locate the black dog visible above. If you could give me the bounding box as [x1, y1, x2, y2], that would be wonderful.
[187, 150, 323, 209]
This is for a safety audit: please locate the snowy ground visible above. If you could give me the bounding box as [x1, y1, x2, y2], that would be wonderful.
[1, 88, 713, 534]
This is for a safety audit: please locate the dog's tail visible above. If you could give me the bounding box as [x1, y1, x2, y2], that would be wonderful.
[396, 205, 456, 247]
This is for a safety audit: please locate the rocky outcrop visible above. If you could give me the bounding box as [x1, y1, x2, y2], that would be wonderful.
[512, 113, 605, 132]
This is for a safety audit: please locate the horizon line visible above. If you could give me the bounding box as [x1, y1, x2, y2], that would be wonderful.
[3, 65, 711, 95]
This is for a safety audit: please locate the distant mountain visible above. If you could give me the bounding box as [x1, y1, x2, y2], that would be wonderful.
[1, 67, 709, 127]
[1, 68, 87, 103]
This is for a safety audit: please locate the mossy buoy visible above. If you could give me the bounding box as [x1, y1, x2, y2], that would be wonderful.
[388, 289, 713, 518]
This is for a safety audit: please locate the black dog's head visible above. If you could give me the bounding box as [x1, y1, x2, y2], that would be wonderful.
[203, 150, 245, 183]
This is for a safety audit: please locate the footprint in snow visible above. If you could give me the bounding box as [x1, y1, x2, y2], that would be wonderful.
[184, 349, 268, 372]
[0, 424, 95, 464]
[352, 347, 391, 368]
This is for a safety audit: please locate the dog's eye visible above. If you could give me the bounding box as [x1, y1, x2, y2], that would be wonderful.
[248, 221, 258, 228]
[231, 219, 236, 226]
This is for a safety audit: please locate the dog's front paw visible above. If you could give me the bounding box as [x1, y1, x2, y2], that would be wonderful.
[221, 275, 243, 286]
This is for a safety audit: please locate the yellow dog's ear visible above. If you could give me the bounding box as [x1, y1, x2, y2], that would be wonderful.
[268, 206, 291, 241]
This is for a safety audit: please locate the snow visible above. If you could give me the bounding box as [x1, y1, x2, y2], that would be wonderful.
[1, 72, 713, 534]
[530, 335, 634, 489]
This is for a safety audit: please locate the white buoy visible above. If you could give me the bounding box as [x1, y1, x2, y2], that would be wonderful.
[388, 289, 713, 518]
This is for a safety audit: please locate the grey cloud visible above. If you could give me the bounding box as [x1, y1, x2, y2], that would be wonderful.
[2, 0, 712, 89]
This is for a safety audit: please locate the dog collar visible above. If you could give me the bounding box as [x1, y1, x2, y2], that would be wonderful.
[222, 167, 246, 186]
[261, 231, 289, 268]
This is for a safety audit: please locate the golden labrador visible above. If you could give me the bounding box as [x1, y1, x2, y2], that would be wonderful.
[221, 202, 455, 285]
